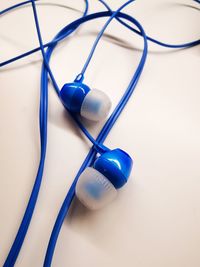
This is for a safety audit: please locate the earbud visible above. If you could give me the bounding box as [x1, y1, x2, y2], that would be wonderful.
[75, 148, 133, 210]
[60, 82, 111, 121]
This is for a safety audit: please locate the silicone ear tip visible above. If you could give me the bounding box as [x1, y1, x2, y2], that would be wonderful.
[80, 89, 111, 121]
[75, 167, 117, 210]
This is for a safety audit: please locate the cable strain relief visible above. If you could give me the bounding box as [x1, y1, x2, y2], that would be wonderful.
[74, 73, 84, 83]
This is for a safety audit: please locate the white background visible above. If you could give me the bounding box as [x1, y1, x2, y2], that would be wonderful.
[0, 0, 200, 266]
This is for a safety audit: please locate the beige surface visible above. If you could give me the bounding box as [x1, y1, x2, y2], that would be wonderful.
[0, 0, 200, 266]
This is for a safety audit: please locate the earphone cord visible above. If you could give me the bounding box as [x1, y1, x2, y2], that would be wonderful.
[1, 0, 200, 266]
[29, 0, 109, 154]
[32, 1, 200, 265]
[3, 2, 89, 267]
[75, 0, 136, 82]
[1, 0, 200, 69]
[42, 13, 147, 267]
[3, 0, 145, 264]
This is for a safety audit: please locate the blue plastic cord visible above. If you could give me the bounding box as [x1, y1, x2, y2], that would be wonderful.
[99, 0, 200, 48]
[42, 14, 147, 267]
[42, 1, 200, 263]
[30, 0, 109, 156]
[0, 0, 87, 68]
[34, 4, 200, 265]
[2, 2, 89, 267]
[0, 0, 38, 16]
[78, 0, 136, 80]
[1, 0, 199, 266]
[1, 0, 103, 151]
[29, 0, 105, 152]
[1, 0, 200, 68]
[2, 3, 145, 265]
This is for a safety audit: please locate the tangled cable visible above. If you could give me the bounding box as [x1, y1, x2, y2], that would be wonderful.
[1, 0, 199, 266]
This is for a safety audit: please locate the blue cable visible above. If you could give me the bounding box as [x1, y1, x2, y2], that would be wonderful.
[1, 0, 199, 68]
[33, 6, 200, 266]
[1, 0, 103, 151]
[41, 1, 200, 263]
[3, 2, 89, 266]
[42, 12, 147, 267]
[99, 0, 200, 48]
[0, 0, 87, 68]
[0, 0, 38, 16]
[77, 0, 136, 80]
[34, 2, 112, 155]
[1, 0, 199, 266]
[34, 6, 143, 266]
[3, 5, 145, 265]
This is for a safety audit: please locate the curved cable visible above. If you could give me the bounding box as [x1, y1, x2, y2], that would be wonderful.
[30, 0, 111, 153]
[0, 0, 38, 16]
[1, 0, 105, 152]
[42, 11, 148, 267]
[2, 7, 146, 267]
[1, 0, 199, 68]
[99, 0, 200, 48]
[1, 0, 199, 266]
[3, 2, 89, 267]
[78, 0, 135, 80]
[0, 0, 87, 68]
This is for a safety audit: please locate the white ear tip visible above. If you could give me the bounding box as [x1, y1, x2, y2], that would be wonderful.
[80, 89, 111, 121]
[75, 167, 117, 210]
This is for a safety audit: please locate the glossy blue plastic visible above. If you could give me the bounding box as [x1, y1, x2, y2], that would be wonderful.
[60, 82, 90, 113]
[94, 148, 133, 189]
[2, 0, 200, 265]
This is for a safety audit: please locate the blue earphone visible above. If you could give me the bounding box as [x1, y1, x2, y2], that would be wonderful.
[1, 0, 200, 266]
[76, 148, 133, 210]
[60, 81, 112, 121]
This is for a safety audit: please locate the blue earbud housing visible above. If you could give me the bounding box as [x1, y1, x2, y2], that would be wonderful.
[60, 82, 111, 121]
[94, 148, 133, 189]
[76, 148, 133, 209]
[60, 82, 90, 113]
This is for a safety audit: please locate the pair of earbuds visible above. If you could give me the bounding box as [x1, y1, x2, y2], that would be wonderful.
[60, 80, 133, 210]
[2, 1, 139, 266]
